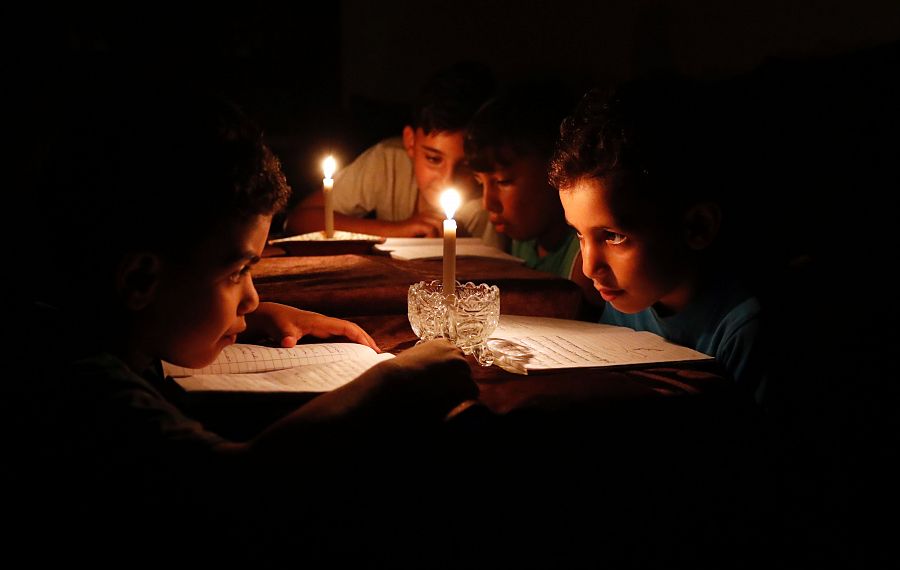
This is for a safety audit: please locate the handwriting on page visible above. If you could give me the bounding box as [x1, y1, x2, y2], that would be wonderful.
[164, 343, 378, 377]
[374, 237, 523, 262]
[499, 331, 710, 371]
[175, 353, 395, 392]
[508, 335, 612, 366]
[494, 314, 635, 337]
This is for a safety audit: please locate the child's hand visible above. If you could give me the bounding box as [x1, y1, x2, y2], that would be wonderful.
[394, 212, 443, 237]
[387, 339, 470, 380]
[370, 340, 477, 416]
[246, 302, 379, 351]
[252, 340, 476, 449]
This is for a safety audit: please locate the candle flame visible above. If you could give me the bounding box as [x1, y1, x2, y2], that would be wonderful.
[440, 188, 461, 219]
[322, 156, 337, 179]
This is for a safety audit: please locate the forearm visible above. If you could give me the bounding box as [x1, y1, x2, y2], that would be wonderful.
[283, 206, 331, 235]
[284, 206, 402, 236]
[230, 340, 473, 458]
[246, 360, 398, 454]
[241, 302, 311, 339]
[330, 213, 404, 236]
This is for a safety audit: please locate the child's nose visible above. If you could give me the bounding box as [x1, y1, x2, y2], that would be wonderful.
[437, 162, 455, 186]
[581, 241, 606, 278]
[238, 277, 260, 315]
[482, 183, 501, 212]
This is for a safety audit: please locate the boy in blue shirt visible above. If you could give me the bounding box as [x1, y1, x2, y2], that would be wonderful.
[465, 87, 601, 312]
[550, 80, 763, 397]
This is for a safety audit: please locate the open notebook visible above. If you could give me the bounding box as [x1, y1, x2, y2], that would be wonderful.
[163, 343, 394, 393]
[487, 315, 714, 374]
[162, 317, 713, 391]
[374, 237, 523, 262]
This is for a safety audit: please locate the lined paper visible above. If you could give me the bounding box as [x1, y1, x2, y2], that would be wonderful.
[163, 343, 394, 393]
[374, 237, 523, 262]
[163, 343, 382, 377]
[491, 315, 713, 373]
[173, 352, 395, 393]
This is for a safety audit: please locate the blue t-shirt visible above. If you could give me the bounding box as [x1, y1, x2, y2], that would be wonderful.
[511, 230, 580, 280]
[600, 276, 763, 396]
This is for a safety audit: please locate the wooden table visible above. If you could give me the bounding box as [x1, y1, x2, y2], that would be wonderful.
[178, 249, 750, 445]
[253, 254, 585, 319]
[175, 251, 765, 565]
[180, 313, 737, 442]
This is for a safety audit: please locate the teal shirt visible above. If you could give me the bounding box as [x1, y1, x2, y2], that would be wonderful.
[511, 230, 580, 279]
[599, 273, 764, 398]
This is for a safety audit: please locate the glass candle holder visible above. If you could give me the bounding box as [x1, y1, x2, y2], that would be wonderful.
[407, 280, 452, 342]
[408, 280, 500, 366]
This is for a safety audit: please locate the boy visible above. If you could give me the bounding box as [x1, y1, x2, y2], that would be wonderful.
[19, 82, 475, 559]
[549, 81, 763, 395]
[465, 88, 601, 312]
[284, 62, 501, 244]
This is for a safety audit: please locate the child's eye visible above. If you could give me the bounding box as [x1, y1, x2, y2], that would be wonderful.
[497, 179, 514, 188]
[425, 155, 442, 165]
[605, 231, 627, 245]
[229, 266, 252, 284]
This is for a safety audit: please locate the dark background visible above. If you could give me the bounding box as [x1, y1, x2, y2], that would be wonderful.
[9, 1, 900, 566]
[11, 1, 900, 199]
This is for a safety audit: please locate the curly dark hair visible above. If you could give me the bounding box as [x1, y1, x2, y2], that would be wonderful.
[464, 83, 574, 173]
[550, 78, 720, 228]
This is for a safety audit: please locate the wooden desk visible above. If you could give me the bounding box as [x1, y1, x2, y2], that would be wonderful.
[181, 313, 735, 441]
[174, 313, 763, 567]
[253, 254, 584, 319]
[354, 314, 730, 411]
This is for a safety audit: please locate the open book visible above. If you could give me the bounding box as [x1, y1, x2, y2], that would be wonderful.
[374, 237, 523, 263]
[488, 315, 714, 374]
[163, 343, 394, 393]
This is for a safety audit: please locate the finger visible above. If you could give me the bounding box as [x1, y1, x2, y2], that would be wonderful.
[280, 335, 298, 347]
[340, 323, 380, 352]
[308, 318, 381, 352]
[412, 220, 441, 237]
[305, 318, 348, 339]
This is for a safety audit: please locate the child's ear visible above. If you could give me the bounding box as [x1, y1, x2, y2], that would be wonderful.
[683, 202, 722, 250]
[116, 252, 161, 310]
[402, 125, 416, 159]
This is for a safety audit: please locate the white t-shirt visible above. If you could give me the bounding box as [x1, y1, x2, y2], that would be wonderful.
[332, 137, 503, 246]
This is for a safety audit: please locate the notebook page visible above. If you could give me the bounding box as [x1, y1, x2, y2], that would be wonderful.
[494, 315, 636, 337]
[163, 343, 379, 377]
[491, 315, 712, 372]
[374, 237, 483, 250]
[173, 352, 396, 393]
[374, 237, 522, 261]
[498, 332, 712, 371]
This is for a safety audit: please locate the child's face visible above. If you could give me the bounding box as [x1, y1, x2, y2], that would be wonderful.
[144, 214, 271, 368]
[474, 154, 561, 241]
[403, 127, 471, 213]
[560, 179, 693, 314]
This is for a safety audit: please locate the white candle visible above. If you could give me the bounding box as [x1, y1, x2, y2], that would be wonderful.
[322, 156, 336, 238]
[440, 189, 461, 299]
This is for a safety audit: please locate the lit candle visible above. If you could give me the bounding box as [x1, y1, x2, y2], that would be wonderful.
[322, 155, 336, 238]
[440, 188, 461, 299]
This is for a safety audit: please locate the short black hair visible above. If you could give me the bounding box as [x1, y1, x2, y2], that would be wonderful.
[465, 82, 574, 172]
[550, 77, 721, 227]
[411, 61, 495, 134]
